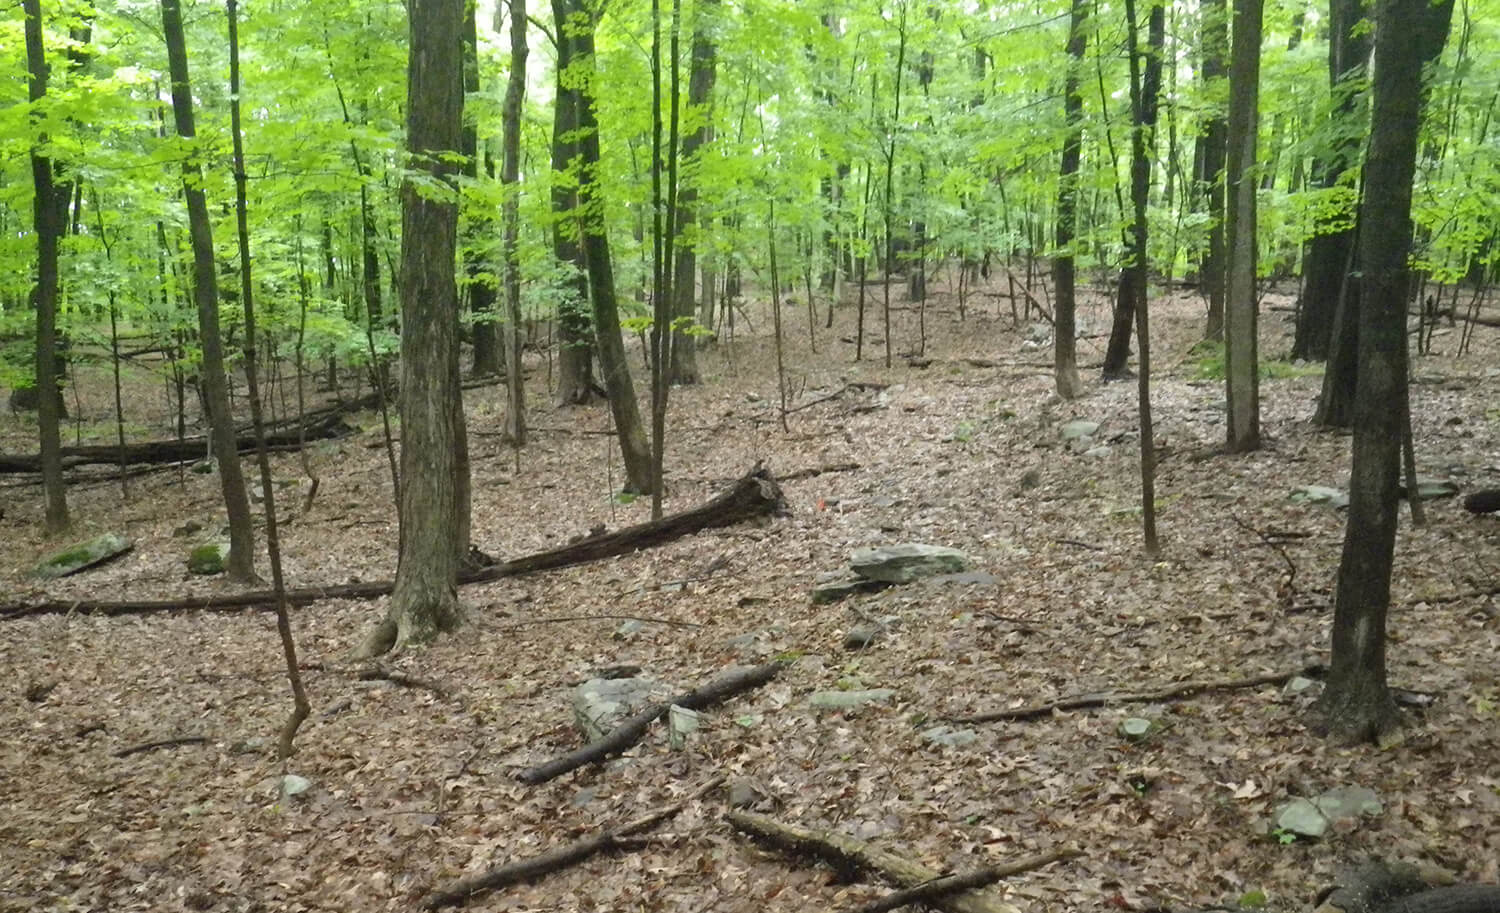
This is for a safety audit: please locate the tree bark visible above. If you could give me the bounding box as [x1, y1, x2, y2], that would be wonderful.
[161, 0, 256, 582]
[368, 0, 469, 656]
[1224, 0, 1262, 452]
[667, 0, 718, 386]
[1197, 0, 1229, 342]
[464, 2, 502, 379]
[23, 0, 70, 535]
[550, 4, 596, 407]
[1052, 0, 1086, 400]
[1319, 0, 1454, 744]
[501, 0, 528, 443]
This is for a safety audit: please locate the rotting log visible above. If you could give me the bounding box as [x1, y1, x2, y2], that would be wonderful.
[726, 810, 1026, 913]
[517, 661, 785, 784]
[0, 465, 786, 620]
[421, 776, 725, 910]
[947, 663, 1325, 724]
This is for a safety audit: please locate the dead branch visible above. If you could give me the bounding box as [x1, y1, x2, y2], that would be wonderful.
[780, 461, 862, 482]
[1230, 516, 1298, 601]
[726, 810, 1022, 913]
[421, 776, 724, 910]
[113, 736, 209, 758]
[857, 847, 1084, 913]
[516, 661, 785, 785]
[786, 383, 889, 415]
[0, 465, 785, 620]
[948, 663, 1325, 724]
[493, 613, 703, 629]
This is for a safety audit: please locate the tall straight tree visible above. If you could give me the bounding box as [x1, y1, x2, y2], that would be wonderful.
[366, 0, 470, 655]
[1196, 0, 1228, 342]
[555, 0, 653, 493]
[648, 0, 683, 517]
[160, 0, 257, 582]
[1318, 0, 1454, 743]
[500, 0, 528, 443]
[23, 0, 69, 534]
[1223, 0, 1262, 452]
[550, 1, 596, 406]
[667, 0, 719, 387]
[463, 0, 502, 378]
[1051, 0, 1086, 401]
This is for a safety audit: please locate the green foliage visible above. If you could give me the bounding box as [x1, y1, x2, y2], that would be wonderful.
[1191, 341, 1323, 381]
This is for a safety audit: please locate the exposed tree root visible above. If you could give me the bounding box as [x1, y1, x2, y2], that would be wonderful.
[857, 847, 1084, 913]
[516, 661, 785, 785]
[0, 465, 786, 621]
[948, 662, 1325, 724]
[727, 809, 1041, 913]
[420, 776, 724, 910]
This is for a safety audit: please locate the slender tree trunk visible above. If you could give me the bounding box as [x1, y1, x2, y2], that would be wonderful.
[559, 0, 652, 493]
[501, 0, 528, 443]
[1198, 0, 1228, 341]
[465, 2, 502, 378]
[161, 0, 256, 581]
[23, 0, 70, 534]
[1319, 0, 1454, 744]
[1224, 0, 1262, 452]
[367, 0, 469, 656]
[226, 0, 309, 758]
[1052, 0, 1087, 400]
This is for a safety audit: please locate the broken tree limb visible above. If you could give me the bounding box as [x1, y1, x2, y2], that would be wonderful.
[516, 661, 785, 785]
[421, 776, 725, 910]
[948, 663, 1326, 724]
[0, 465, 786, 620]
[726, 810, 1022, 913]
[857, 847, 1084, 913]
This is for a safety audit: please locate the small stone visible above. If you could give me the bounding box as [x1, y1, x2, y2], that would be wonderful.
[727, 778, 760, 808]
[1282, 676, 1319, 697]
[921, 725, 979, 748]
[843, 625, 882, 650]
[279, 774, 312, 799]
[667, 705, 700, 750]
[808, 688, 896, 711]
[1060, 419, 1100, 441]
[172, 521, 204, 538]
[849, 544, 970, 584]
[1118, 717, 1154, 740]
[1289, 485, 1349, 508]
[615, 619, 645, 637]
[187, 542, 229, 576]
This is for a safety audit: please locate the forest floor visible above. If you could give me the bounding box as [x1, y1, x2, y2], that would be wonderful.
[1, 273, 1498, 913]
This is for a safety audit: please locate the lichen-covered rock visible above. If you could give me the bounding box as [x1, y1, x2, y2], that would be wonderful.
[35, 533, 133, 579]
[849, 544, 970, 584]
[188, 542, 229, 576]
[571, 676, 661, 742]
[808, 688, 896, 711]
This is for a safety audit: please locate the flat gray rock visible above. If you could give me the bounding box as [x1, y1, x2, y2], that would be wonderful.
[850, 544, 970, 583]
[35, 533, 134, 579]
[1273, 786, 1382, 839]
[808, 688, 896, 711]
[921, 725, 978, 748]
[1060, 419, 1100, 441]
[572, 676, 661, 741]
[812, 572, 889, 604]
[1290, 485, 1349, 509]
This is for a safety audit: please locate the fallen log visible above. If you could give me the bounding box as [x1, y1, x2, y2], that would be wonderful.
[0, 410, 355, 473]
[0, 465, 786, 620]
[947, 662, 1325, 724]
[517, 661, 785, 785]
[857, 847, 1083, 913]
[726, 810, 1024, 913]
[422, 776, 724, 910]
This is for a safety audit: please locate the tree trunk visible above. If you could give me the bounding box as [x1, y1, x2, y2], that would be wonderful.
[368, 0, 469, 656]
[1224, 0, 1262, 452]
[1052, 0, 1086, 400]
[23, 0, 70, 535]
[501, 0, 528, 443]
[1318, 0, 1453, 744]
[667, 0, 718, 386]
[560, 0, 653, 493]
[1294, 0, 1371, 363]
[1197, 0, 1228, 341]
[464, 3, 502, 378]
[161, 0, 256, 582]
[550, 6, 595, 407]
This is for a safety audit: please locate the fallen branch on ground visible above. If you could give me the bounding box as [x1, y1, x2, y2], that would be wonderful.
[786, 383, 889, 415]
[779, 461, 861, 482]
[948, 663, 1325, 724]
[113, 736, 209, 758]
[726, 810, 1025, 913]
[0, 465, 786, 620]
[493, 613, 703, 629]
[421, 776, 724, 910]
[857, 847, 1084, 913]
[516, 661, 785, 785]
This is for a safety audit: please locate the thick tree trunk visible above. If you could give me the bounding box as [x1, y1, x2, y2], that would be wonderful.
[1294, 0, 1371, 363]
[549, 8, 595, 407]
[560, 0, 653, 493]
[1223, 0, 1262, 452]
[1197, 0, 1228, 341]
[1319, 0, 1453, 744]
[23, 0, 70, 535]
[369, 0, 469, 656]
[667, 0, 718, 387]
[1052, 0, 1086, 400]
[161, 0, 256, 582]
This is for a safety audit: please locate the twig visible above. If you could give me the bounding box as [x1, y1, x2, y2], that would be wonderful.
[948, 663, 1325, 724]
[857, 847, 1084, 913]
[1229, 516, 1298, 600]
[493, 613, 703, 629]
[113, 736, 209, 758]
[786, 383, 889, 415]
[780, 461, 862, 482]
[422, 776, 724, 909]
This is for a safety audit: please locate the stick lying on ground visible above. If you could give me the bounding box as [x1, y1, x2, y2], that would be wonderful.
[0, 465, 786, 620]
[421, 776, 725, 910]
[857, 847, 1084, 913]
[947, 663, 1325, 724]
[516, 661, 785, 785]
[728, 810, 1074, 913]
